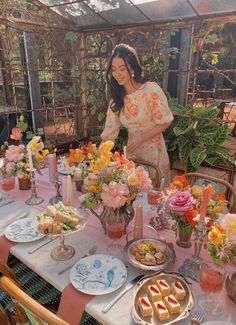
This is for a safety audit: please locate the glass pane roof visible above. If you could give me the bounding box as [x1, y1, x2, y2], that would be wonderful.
[38, 0, 236, 31]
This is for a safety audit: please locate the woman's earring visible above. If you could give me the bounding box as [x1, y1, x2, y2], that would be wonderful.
[132, 72, 135, 78]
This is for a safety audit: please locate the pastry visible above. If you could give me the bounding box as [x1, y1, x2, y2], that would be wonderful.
[156, 279, 170, 296]
[153, 300, 170, 321]
[147, 284, 162, 302]
[171, 281, 186, 300]
[138, 297, 153, 317]
[164, 294, 181, 314]
[45, 205, 57, 217]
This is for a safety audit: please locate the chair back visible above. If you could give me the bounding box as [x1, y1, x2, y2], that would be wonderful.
[132, 158, 161, 188]
[0, 263, 69, 325]
[183, 172, 236, 213]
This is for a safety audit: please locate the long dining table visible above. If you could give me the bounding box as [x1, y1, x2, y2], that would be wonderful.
[0, 169, 236, 325]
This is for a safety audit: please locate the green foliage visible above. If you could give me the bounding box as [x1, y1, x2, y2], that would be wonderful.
[164, 99, 234, 172]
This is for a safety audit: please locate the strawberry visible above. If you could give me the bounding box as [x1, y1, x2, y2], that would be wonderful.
[175, 282, 183, 290]
[168, 296, 178, 304]
[159, 280, 168, 287]
[141, 298, 150, 307]
[157, 303, 166, 310]
[150, 285, 159, 293]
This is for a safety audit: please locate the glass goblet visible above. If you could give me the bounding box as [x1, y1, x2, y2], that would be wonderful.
[199, 262, 226, 318]
[106, 219, 125, 255]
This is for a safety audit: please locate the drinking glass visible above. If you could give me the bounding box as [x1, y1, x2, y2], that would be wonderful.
[199, 262, 226, 318]
[106, 219, 125, 255]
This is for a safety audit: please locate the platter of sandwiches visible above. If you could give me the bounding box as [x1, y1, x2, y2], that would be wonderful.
[124, 238, 175, 271]
[35, 201, 87, 235]
[132, 271, 193, 325]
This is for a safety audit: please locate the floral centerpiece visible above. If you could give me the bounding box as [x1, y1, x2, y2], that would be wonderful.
[0, 144, 25, 190]
[207, 213, 236, 265]
[160, 175, 226, 247]
[80, 140, 152, 232]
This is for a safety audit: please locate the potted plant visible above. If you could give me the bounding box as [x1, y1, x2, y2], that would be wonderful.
[164, 98, 235, 172]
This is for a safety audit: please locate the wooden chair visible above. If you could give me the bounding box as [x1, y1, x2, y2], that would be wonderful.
[0, 263, 69, 325]
[183, 172, 236, 213]
[132, 158, 161, 188]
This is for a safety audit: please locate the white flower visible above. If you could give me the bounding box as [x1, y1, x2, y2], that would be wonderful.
[221, 213, 236, 241]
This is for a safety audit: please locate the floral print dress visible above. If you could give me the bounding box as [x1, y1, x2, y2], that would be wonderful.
[101, 81, 174, 182]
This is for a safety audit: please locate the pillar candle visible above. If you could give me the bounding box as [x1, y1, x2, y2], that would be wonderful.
[200, 186, 210, 221]
[123, 146, 127, 159]
[27, 146, 34, 171]
[134, 204, 143, 239]
[48, 153, 58, 183]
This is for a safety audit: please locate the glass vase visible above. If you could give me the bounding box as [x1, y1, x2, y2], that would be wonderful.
[1, 175, 15, 191]
[176, 223, 193, 248]
[90, 206, 135, 234]
[18, 176, 31, 190]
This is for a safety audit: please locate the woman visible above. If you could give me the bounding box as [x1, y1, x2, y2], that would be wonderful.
[100, 44, 173, 183]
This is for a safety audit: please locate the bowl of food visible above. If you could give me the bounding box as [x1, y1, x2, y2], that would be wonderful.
[34, 201, 88, 261]
[124, 238, 175, 271]
[36, 201, 87, 235]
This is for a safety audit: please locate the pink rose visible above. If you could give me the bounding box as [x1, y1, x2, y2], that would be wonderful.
[168, 191, 193, 213]
[101, 181, 129, 209]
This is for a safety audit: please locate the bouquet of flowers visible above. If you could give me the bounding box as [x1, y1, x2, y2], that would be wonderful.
[161, 175, 226, 233]
[80, 141, 152, 211]
[0, 144, 25, 177]
[207, 213, 236, 265]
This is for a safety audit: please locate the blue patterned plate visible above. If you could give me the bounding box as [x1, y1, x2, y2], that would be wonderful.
[5, 217, 45, 243]
[70, 254, 127, 295]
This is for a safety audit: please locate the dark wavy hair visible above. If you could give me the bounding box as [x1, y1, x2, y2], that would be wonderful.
[106, 44, 146, 113]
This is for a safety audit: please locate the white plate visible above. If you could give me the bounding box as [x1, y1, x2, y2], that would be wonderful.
[5, 217, 45, 243]
[201, 320, 233, 325]
[70, 254, 127, 295]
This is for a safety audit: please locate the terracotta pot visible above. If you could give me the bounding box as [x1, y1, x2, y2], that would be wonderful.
[176, 224, 193, 248]
[1, 175, 15, 191]
[18, 177, 31, 190]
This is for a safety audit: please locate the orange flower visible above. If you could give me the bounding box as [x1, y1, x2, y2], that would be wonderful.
[10, 128, 22, 141]
[184, 210, 199, 227]
[214, 192, 225, 203]
[208, 225, 226, 246]
[68, 149, 85, 165]
[171, 175, 189, 190]
[114, 151, 126, 165]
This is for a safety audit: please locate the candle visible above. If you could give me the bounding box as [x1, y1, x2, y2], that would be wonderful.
[27, 146, 34, 171]
[123, 146, 127, 159]
[48, 153, 58, 183]
[134, 204, 143, 239]
[200, 186, 210, 221]
[66, 175, 73, 206]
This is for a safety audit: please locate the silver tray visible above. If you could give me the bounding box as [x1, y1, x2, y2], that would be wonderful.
[132, 271, 194, 325]
[124, 238, 176, 271]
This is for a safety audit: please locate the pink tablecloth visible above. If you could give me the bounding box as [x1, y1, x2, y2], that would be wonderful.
[2, 170, 236, 324]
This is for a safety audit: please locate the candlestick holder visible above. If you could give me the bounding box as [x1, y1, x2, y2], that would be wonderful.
[49, 175, 62, 205]
[178, 218, 207, 281]
[25, 169, 44, 205]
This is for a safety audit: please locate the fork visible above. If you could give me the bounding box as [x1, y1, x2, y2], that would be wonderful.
[191, 306, 203, 325]
[57, 245, 97, 275]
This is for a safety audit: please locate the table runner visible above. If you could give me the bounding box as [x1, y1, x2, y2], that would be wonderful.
[58, 284, 95, 325]
[0, 235, 16, 263]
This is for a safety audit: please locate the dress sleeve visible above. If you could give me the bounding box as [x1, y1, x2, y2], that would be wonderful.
[100, 103, 121, 141]
[147, 82, 174, 125]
